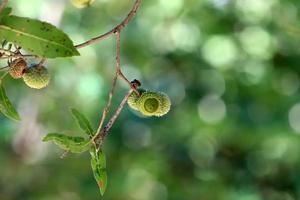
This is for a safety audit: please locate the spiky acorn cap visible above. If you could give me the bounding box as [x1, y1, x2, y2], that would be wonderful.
[127, 88, 146, 111]
[9, 58, 27, 79]
[71, 0, 95, 8]
[137, 91, 171, 117]
[23, 64, 50, 89]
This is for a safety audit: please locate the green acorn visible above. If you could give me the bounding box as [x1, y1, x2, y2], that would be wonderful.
[23, 64, 50, 89]
[9, 58, 27, 79]
[71, 0, 95, 8]
[136, 91, 171, 117]
[127, 88, 146, 111]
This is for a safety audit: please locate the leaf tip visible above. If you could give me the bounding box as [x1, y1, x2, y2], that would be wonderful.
[14, 114, 21, 121]
[98, 180, 106, 196]
[42, 133, 54, 142]
[42, 135, 49, 142]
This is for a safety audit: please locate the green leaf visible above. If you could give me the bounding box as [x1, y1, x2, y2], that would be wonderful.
[43, 133, 91, 153]
[0, 7, 12, 21]
[0, 15, 80, 58]
[71, 108, 94, 137]
[90, 148, 107, 196]
[0, 83, 20, 121]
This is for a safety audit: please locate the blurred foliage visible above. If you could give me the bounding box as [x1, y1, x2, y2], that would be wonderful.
[1, 0, 300, 199]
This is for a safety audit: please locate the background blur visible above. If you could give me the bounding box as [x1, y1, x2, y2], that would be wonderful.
[1, 0, 300, 199]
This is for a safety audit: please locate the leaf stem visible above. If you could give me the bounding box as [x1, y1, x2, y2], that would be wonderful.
[0, 65, 9, 71]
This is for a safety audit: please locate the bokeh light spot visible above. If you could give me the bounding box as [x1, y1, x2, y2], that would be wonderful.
[288, 103, 300, 133]
[198, 95, 227, 124]
[202, 35, 238, 69]
[238, 27, 274, 59]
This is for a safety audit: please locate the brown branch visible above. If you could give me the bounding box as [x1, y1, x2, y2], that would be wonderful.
[96, 89, 134, 148]
[94, 71, 118, 137]
[90, 0, 143, 148]
[0, 0, 8, 14]
[75, 0, 142, 49]
[0, 65, 8, 70]
[0, 48, 13, 55]
[0, 0, 143, 150]
[0, 47, 38, 60]
[114, 32, 140, 94]
[93, 31, 122, 141]
[104, 89, 134, 133]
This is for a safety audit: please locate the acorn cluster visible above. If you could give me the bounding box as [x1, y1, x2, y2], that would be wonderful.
[127, 89, 171, 117]
[8, 58, 50, 89]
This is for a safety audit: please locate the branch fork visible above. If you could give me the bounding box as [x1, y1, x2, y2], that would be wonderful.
[0, 0, 143, 150]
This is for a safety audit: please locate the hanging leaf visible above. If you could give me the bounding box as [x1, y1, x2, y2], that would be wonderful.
[0, 83, 20, 121]
[0, 15, 80, 58]
[90, 148, 107, 196]
[43, 133, 91, 153]
[0, 7, 12, 21]
[71, 108, 94, 137]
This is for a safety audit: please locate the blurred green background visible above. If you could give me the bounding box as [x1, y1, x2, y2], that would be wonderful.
[1, 0, 300, 199]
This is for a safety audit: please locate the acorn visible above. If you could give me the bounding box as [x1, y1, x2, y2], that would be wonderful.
[22, 64, 50, 89]
[127, 88, 146, 111]
[9, 58, 27, 79]
[71, 0, 95, 8]
[136, 91, 171, 117]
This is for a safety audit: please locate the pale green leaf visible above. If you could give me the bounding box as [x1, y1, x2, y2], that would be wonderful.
[43, 133, 91, 153]
[0, 7, 12, 21]
[0, 83, 20, 121]
[0, 15, 80, 58]
[71, 108, 94, 137]
[90, 148, 107, 196]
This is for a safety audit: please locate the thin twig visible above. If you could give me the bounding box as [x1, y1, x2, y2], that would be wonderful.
[75, 0, 142, 49]
[0, 48, 14, 55]
[91, 0, 143, 147]
[0, 0, 8, 14]
[0, 0, 143, 151]
[115, 31, 121, 71]
[0, 47, 38, 60]
[93, 31, 123, 141]
[97, 89, 134, 147]
[0, 65, 8, 71]
[60, 150, 69, 159]
[103, 89, 134, 134]
[94, 71, 118, 137]
[115, 32, 139, 94]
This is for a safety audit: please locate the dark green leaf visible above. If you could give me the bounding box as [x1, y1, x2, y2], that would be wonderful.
[90, 148, 107, 196]
[71, 108, 94, 136]
[0, 15, 80, 58]
[0, 83, 20, 121]
[0, 7, 12, 22]
[43, 133, 91, 153]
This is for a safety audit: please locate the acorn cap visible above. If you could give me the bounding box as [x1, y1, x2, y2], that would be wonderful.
[127, 88, 146, 111]
[137, 91, 171, 117]
[23, 65, 50, 89]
